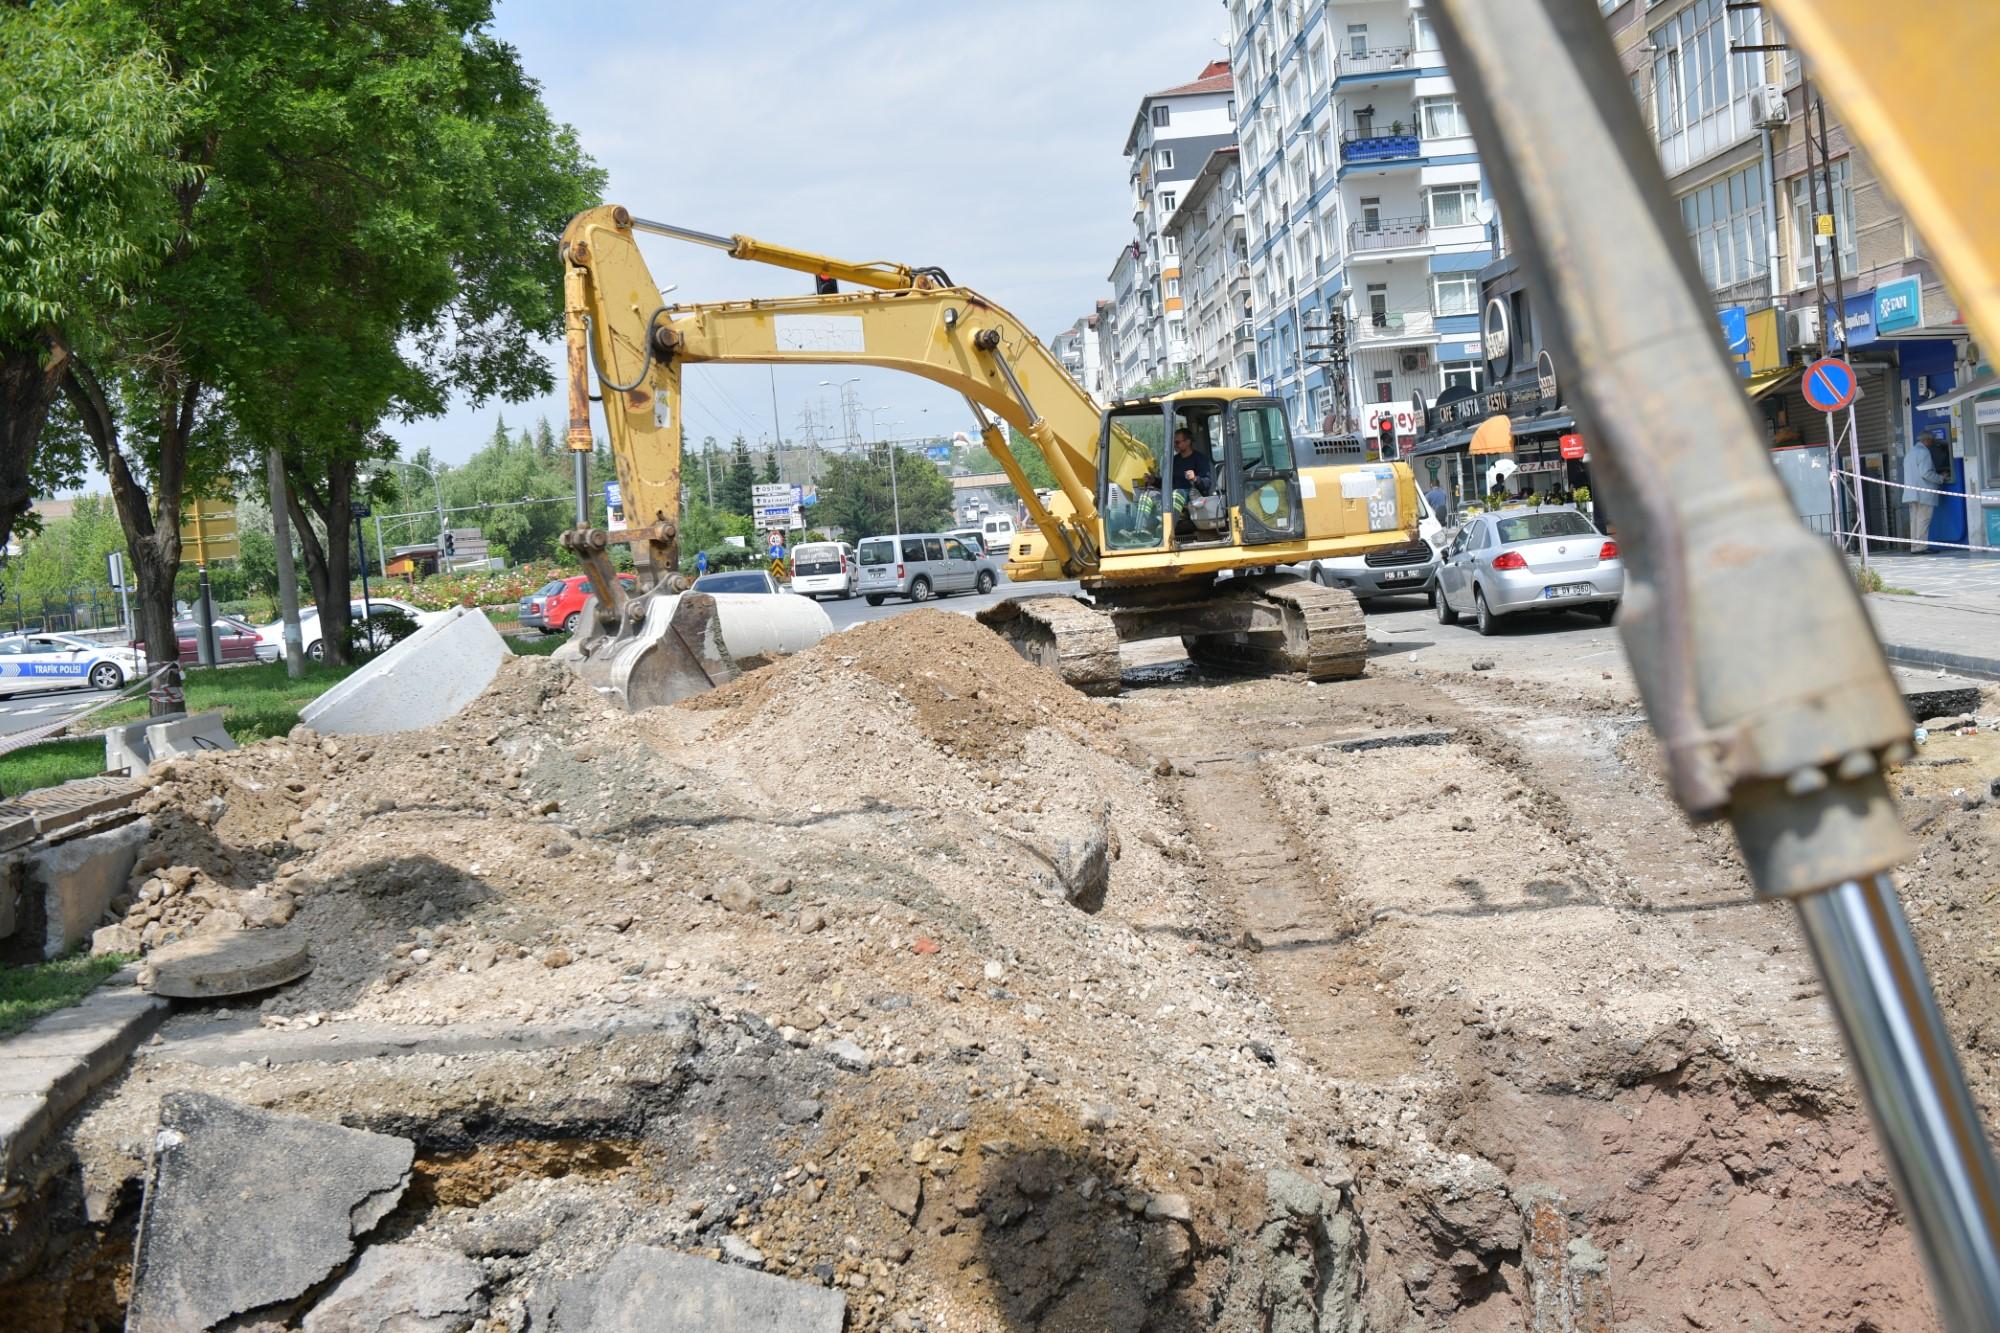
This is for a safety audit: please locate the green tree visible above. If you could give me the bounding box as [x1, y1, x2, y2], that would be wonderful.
[676, 501, 754, 572]
[532, 416, 557, 463]
[720, 436, 756, 516]
[2, 494, 129, 615]
[760, 450, 780, 485]
[0, 3, 195, 560]
[817, 447, 953, 538]
[961, 426, 1056, 503]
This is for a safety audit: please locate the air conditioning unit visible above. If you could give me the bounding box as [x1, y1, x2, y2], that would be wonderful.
[1751, 83, 1788, 129]
[1786, 305, 1821, 349]
[1400, 349, 1430, 372]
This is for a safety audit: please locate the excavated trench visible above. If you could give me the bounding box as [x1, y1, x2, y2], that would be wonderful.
[1128, 668, 1937, 1331]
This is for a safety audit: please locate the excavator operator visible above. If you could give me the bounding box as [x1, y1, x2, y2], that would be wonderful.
[1171, 426, 1212, 510]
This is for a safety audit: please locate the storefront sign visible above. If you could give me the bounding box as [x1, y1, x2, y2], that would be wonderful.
[1744, 307, 1784, 374]
[1874, 277, 1923, 335]
[1559, 433, 1586, 461]
[1409, 388, 1428, 435]
[1826, 290, 1876, 349]
[1484, 297, 1511, 378]
[1514, 459, 1566, 474]
[1718, 306, 1750, 363]
[1976, 399, 2000, 426]
[1537, 350, 1559, 409]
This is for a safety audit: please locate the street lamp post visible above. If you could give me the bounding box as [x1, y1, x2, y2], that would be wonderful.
[818, 377, 860, 449]
[879, 421, 904, 535]
[390, 459, 450, 571]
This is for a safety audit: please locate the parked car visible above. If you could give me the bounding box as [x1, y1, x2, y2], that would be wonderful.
[856, 533, 999, 605]
[135, 616, 264, 665]
[0, 633, 144, 695]
[1434, 506, 1623, 636]
[1308, 538, 1439, 607]
[788, 542, 857, 600]
[691, 570, 784, 595]
[519, 573, 640, 634]
[254, 597, 442, 662]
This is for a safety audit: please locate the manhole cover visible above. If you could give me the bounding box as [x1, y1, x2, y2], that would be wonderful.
[145, 930, 313, 999]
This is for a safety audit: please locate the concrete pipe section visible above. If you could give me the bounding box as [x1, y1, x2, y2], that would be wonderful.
[571, 590, 833, 710]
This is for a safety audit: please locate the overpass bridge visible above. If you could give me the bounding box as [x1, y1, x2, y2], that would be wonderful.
[950, 472, 1010, 491]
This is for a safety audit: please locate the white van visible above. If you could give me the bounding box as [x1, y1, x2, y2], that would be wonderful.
[789, 541, 856, 600]
[980, 513, 1017, 555]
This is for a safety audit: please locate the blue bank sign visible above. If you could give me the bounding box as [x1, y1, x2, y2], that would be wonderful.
[1825, 278, 1925, 348]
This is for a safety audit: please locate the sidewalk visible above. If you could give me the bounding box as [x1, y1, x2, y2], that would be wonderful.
[1851, 551, 2000, 678]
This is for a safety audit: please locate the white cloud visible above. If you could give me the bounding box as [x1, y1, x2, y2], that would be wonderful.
[397, 0, 1227, 464]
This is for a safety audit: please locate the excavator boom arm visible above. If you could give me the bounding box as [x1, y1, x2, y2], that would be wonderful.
[561, 205, 1106, 580]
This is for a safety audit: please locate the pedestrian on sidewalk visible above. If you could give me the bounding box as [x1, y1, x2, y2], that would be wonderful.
[1424, 480, 1448, 524]
[1902, 433, 1944, 553]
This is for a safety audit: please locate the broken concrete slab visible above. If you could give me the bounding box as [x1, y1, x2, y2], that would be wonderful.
[301, 607, 505, 736]
[14, 817, 149, 961]
[143, 928, 312, 999]
[144, 710, 237, 763]
[302, 1243, 487, 1333]
[548, 1244, 845, 1332]
[127, 1092, 415, 1333]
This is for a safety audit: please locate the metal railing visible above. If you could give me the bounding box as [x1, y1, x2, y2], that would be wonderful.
[1336, 45, 1415, 78]
[1349, 215, 1430, 251]
[1352, 309, 1436, 342]
[1340, 129, 1422, 165]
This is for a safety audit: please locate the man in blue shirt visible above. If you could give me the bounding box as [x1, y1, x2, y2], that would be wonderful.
[1171, 428, 1212, 512]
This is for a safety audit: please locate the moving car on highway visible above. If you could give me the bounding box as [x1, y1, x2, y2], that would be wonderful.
[0, 632, 145, 694]
[1434, 506, 1623, 636]
[857, 533, 999, 605]
[788, 542, 857, 600]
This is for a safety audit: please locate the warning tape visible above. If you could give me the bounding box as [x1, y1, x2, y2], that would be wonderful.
[1822, 468, 2000, 556]
[1832, 468, 1966, 503]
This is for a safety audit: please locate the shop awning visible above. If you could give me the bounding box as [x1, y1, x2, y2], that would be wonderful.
[1746, 366, 1801, 399]
[1410, 427, 1475, 457]
[1469, 414, 1514, 455]
[1917, 369, 2000, 412]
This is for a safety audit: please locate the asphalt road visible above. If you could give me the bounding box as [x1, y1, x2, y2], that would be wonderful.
[817, 574, 1082, 632]
[0, 685, 125, 739]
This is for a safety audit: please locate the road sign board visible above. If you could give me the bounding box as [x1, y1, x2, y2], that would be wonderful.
[178, 496, 240, 565]
[106, 551, 126, 591]
[769, 558, 788, 583]
[1803, 357, 1857, 412]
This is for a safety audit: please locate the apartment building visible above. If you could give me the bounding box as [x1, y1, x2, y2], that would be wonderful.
[1162, 146, 1254, 389]
[1229, 0, 1496, 449]
[1103, 60, 1238, 397]
[1606, 0, 1976, 544]
[1049, 307, 1105, 398]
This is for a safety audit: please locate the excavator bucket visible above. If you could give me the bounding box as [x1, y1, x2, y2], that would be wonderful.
[562, 588, 833, 711]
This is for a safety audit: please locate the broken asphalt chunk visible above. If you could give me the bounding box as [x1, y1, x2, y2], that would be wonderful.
[548, 1243, 846, 1331]
[127, 1092, 415, 1333]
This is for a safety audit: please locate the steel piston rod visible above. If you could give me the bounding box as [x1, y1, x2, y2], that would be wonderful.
[1794, 875, 2000, 1328]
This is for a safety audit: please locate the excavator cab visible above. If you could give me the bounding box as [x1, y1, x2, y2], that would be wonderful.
[1097, 392, 1308, 555]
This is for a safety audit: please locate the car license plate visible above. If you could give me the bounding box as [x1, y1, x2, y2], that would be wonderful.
[1381, 570, 1423, 583]
[1544, 582, 1595, 598]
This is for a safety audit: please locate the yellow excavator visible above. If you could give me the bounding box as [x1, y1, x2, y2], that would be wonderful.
[552, 209, 1421, 699]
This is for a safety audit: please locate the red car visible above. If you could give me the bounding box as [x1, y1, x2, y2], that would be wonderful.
[519, 573, 639, 635]
[133, 617, 263, 664]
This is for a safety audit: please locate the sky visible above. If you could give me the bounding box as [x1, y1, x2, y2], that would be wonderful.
[393, 0, 1228, 465]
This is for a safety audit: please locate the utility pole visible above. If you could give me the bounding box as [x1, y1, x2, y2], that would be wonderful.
[767, 366, 785, 482]
[266, 446, 306, 678]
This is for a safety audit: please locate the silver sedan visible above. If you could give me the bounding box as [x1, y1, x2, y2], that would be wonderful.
[1434, 506, 1623, 636]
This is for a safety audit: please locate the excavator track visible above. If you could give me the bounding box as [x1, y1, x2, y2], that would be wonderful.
[1180, 575, 1367, 682]
[977, 595, 1123, 695]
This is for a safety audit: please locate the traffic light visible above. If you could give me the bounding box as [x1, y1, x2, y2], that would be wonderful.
[442, 532, 456, 557]
[1376, 418, 1396, 458]
[814, 272, 839, 295]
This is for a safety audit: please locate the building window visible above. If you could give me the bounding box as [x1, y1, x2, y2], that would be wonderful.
[1166, 276, 1181, 298]
[1152, 104, 1171, 128]
[1163, 233, 1179, 257]
[1441, 359, 1483, 394]
[1168, 318, 1184, 344]
[1158, 148, 1175, 171]
[1413, 11, 1439, 51]
[1283, 72, 1302, 121]
[1373, 368, 1396, 403]
[1427, 183, 1480, 228]
[1420, 97, 1469, 139]
[1159, 190, 1178, 215]
[1650, 0, 1763, 173]
[1789, 158, 1858, 290]
[1307, 39, 1325, 96]
[1981, 416, 2000, 492]
[1432, 271, 1479, 316]
[1346, 23, 1368, 58]
[1680, 163, 1769, 291]
[1227, 99, 1237, 123]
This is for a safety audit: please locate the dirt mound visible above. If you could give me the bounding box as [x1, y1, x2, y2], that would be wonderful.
[685, 610, 1115, 760]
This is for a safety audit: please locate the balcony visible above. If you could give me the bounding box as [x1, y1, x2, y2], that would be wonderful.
[1335, 45, 1415, 80]
[1352, 310, 1436, 344]
[1348, 215, 1430, 253]
[1340, 130, 1421, 168]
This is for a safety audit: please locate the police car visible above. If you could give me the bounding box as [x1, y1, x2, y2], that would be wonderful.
[0, 632, 144, 696]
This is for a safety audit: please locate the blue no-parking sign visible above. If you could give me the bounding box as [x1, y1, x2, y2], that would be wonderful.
[1803, 357, 1857, 412]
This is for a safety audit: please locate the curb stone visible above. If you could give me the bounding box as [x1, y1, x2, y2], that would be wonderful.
[0, 966, 168, 1178]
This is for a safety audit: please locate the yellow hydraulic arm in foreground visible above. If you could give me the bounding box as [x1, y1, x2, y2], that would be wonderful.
[558, 206, 1107, 585]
